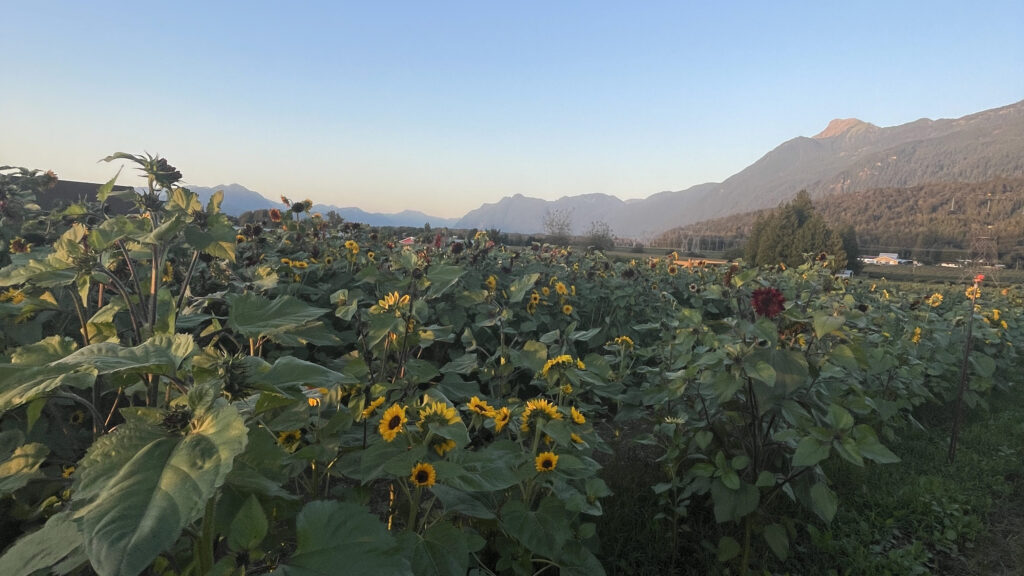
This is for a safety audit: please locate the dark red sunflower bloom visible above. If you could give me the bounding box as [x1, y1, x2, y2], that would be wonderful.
[269, 208, 282, 222]
[751, 287, 785, 319]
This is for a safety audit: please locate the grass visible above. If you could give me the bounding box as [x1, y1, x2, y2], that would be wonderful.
[595, 389, 1024, 575]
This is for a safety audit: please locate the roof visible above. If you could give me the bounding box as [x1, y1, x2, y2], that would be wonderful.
[35, 180, 136, 214]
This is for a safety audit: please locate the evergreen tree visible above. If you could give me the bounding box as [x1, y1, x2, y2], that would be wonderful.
[745, 190, 847, 269]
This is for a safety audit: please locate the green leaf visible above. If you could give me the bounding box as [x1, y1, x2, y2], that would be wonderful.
[429, 485, 496, 519]
[827, 404, 855, 431]
[970, 354, 997, 378]
[273, 500, 411, 576]
[399, 521, 471, 576]
[0, 511, 84, 576]
[812, 312, 845, 338]
[0, 435, 49, 496]
[507, 273, 540, 304]
[425, 265, 464, 299]
[717, 536, 741, 562]
[763, 523, 789, 561]
[73, 401, 248, 576]
[710, 480, 759, 523]
[226, 293, 329, 340]
[792, 436, 830, 468]
[852, 425, 901, 464]
[500, 497, 571, 559]
[249, 356, 357, 391]
[96, 168, 123, 202]
[185, 213, 237, 261]
[744, 360, 776, 387]
[227, 495, 268, 552]
[0, 364, 96, 414]
[54, 334, 196, 377]
[810, 482, 838, 523]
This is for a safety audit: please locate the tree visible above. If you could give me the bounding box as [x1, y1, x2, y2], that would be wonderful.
[745, 190, 847, 269]
[584, 220, 614, 250]
[543, 208, 573, 245]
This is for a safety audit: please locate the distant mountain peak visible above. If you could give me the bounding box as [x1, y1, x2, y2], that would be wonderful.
[813, 118, 875, 139]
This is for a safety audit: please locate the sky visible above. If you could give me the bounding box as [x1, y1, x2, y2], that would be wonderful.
[2, 1, 1022, 218]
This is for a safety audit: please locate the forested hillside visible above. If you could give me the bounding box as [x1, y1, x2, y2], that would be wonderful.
[657, 177, 1024, 265]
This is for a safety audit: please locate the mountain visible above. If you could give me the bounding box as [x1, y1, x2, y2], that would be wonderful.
[455, 99, 1024, 237]
[187, 184, 458, 228]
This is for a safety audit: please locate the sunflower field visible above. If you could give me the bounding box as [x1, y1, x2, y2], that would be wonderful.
[0, 156, 1021, 576]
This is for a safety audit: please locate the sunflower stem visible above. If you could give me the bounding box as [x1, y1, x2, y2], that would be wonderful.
[407, 486, 422, 532]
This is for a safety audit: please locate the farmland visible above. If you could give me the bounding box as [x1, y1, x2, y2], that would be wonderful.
[1, 158, 1022, 575]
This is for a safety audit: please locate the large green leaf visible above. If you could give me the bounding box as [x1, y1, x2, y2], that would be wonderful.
[226, 293, 329, 339]
[184, 214, 236, 262]
[53, 334, 196, 377]
[792, 436, 831, 468]
[506, 273, 540, 304]
[500, 496, 571, 559]
[248, 356, 358, 390]
[0, 433, 49, 496]
[273, 500, 411, 576]
[72, 401, 248, 576]
[398, 521, 472, 576]
[0, 364, 96, 414]
[425, 265, 464, 299]
[809, 482, 838, 523]
[0, 511, 84, 576]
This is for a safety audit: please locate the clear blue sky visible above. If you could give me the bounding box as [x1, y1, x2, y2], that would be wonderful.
[2, 1, 1022, 218]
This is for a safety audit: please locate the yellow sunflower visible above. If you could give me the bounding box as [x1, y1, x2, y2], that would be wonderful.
[521, 398, 562, 432]
[378, 403, 407, 442]
[485, 275, 497, 292]
[562, 304, 573, 315]
[277, 429, 302, 450]
[419, 401, 461, 429]
[535, 451, 558, 473]
[360, 396, 386, 419]
[490, 406, 511, 433]
[410, 462, 437, 487]
[467, 396, 493, 416]
[570, 406, 586, 425]
[927, 293, 943, 307]
[554, 281, 568, 295]
[966, 286, 981, 300]
[432, 438, 457, 457]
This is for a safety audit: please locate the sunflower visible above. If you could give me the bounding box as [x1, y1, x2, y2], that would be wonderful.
[521, 398, 562, 432]
[966, 286, 981, 300]
[235, 234, 246, 243]
[540, 354, 574, 377]
[0, 287, 23, 304]
[613, 335, 634, 350]
[69, 410, 86, 426]
[667, 265, 678, 275]
[378, 404, 407, 442]
[269, 208, 282, 222]
[277, 429, 302, 450]
[360, 396, 386, 419]
[62, 465, 76, 479]
[467, 396, 493, 416]
[485, 275, 497, 292]
[571, 433, 584, 444]
[530, 291, 541, 304]
[910, 327, 922, 344]
[490, 406, 511, 433]
[410, 462, 437, 487]
[926, 293, 944, 307]
[562, 304, 573, 315]
[419, 401, 461, 429]
[554, 281, 568, 296]
[751, 286, 785, 319]
[432, 438, 457, 457]
[280, 257, 291, 265]
[294, 261, 308, 269]
[560, 383, 573, 395]
[570, 406, 586, 425]
[534, 451, 558, 473]
[324, 256, 334, 265]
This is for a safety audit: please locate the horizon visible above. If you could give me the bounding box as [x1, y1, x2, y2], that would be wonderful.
[2, 1, 1022, 219]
